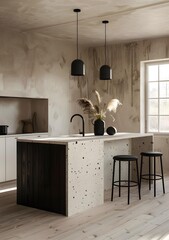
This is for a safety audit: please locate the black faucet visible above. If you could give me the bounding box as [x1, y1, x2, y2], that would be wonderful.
[70, 114, 85, 137]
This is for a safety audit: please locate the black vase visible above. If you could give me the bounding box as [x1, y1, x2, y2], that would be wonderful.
[94, 119, 105, 136]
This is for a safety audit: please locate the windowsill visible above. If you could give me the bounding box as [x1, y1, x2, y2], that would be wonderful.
[149, 132, 169, 137]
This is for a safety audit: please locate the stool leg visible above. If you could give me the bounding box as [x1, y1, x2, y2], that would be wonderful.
[149, 156, 151, 190]
[119, 160, 121, 197]
[128, 160, 130, 205]
[154, 156, 156, 197]
[160, 156, 165, 194]
[111, 159, 116, 201]
[136, 159, 141, 200]
[140, 155, 143, 189]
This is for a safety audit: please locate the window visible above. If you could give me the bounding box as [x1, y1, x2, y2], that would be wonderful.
[145, 61, 169, 133]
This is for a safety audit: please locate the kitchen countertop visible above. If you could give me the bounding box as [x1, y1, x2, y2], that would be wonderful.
[0, 132, 48, 138]
[17, 132, 153, 144]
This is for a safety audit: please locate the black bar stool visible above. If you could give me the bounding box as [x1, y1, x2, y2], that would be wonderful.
[111, 155, 141, 204]
[140, 151, 165, 197]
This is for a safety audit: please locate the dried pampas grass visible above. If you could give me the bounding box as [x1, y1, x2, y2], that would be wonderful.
[77, 98, 96, 115]
[77, 90, 122, 121]
[107, 99, 122, 113]
[94, 90, 101, 106]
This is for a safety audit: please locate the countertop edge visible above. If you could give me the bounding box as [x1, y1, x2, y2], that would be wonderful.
[17, 132, 154, 144]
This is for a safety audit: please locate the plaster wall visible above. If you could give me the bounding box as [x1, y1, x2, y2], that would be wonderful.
[0, 29, 85, 135]
[81, 37, 169, 133]
[80, 37, 169, 173]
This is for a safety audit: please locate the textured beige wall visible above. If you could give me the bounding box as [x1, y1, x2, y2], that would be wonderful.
[79, 37, 169, 134]
[0, 29, 87, 135]
[0, 29, 169, 136]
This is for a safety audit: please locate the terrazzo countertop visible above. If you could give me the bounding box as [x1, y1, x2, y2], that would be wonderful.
[17, 132, 153, 144]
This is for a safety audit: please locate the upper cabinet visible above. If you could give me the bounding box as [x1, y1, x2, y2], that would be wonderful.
[0, 96, 48, 135]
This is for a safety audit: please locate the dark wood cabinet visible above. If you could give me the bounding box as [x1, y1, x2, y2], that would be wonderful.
[17, 142, 66, 215]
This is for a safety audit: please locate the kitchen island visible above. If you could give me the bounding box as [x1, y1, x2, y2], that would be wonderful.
[17, 132, 153, 216]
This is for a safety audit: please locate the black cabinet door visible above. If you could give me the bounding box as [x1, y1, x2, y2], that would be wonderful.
[17, 142, 66, 215]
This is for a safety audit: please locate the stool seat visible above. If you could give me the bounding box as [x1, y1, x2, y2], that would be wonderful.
[113, 155, 138, 161]
[141, 151, 162, 157]
[111, 154, 141, 204]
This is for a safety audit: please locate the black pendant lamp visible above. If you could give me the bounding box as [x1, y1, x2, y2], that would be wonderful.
[100, 20, 112, 80]
[71, 9, 85, 76]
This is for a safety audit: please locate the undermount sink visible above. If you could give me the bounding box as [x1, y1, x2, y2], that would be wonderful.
[60, 133, 95, 138]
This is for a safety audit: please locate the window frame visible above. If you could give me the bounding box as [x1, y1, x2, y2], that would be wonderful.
[143, 59, 169, 134]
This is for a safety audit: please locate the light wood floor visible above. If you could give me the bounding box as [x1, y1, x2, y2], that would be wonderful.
[0, 175, 169, 240]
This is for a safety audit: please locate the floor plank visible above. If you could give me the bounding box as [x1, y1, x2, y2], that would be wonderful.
[0, 175, 169, 240]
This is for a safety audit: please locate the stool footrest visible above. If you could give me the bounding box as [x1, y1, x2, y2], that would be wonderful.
[113, 180, 139, 187]
[141, 174, 163, 181]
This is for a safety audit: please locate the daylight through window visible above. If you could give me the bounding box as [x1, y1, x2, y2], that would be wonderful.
[146, 61, 169, 133]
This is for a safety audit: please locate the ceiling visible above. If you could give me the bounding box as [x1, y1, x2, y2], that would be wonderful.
[1, 0, 169, 46]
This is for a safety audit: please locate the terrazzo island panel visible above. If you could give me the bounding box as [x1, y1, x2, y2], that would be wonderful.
[67, 139, 104, 216]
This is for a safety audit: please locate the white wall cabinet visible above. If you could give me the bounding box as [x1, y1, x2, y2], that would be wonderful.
[0, 133, 48, 183]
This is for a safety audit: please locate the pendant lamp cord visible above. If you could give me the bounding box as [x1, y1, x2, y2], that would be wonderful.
[77, 11, 79, 59]
[104, 22, 107, 65]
